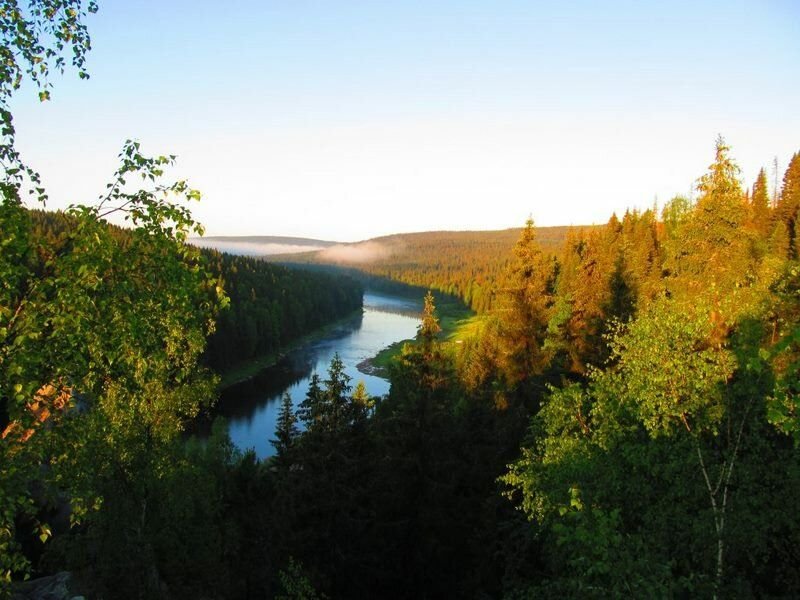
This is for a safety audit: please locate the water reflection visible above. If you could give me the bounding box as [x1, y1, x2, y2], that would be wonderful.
[216, 293, 421, 458]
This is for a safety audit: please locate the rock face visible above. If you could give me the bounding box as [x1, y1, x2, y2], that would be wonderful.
[11, 572, 84, 600]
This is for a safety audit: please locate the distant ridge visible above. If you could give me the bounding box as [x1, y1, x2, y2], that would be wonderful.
[196, 235, 337, 246]
[271, 224, 593, 312]
[272, 225, 582, 263]
[189, 235, 337, 256]
[343, 225, 575, 250]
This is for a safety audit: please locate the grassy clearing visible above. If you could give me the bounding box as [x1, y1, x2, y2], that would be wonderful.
[363, 294, 482, 378]
[446, 313, 486, 343]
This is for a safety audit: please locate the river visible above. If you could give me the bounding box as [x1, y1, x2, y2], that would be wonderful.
[214, 292, 421, 458]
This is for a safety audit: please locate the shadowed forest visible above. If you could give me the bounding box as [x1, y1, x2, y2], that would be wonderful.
[2, 3, 800, 600]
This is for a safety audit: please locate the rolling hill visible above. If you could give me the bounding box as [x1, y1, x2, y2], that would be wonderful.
[271, 225, 584, 312]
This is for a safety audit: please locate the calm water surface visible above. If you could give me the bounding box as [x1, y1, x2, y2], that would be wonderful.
[216, 293, 420, 458]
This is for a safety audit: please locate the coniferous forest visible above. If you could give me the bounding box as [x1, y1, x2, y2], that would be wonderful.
[25, 209, 364, 376]
[2, 3, 800, 600]
[277, 226, 575, 313]
[201, 252, 363, 373]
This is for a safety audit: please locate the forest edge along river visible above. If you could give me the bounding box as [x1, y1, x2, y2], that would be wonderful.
[212, 292, 422, 459]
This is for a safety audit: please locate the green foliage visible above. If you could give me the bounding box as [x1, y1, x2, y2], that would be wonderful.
[535, 497, 675, 598]
[0, 141, 224, 588]
[0, 2, 97, 588]
[599, 296, 735, 437]
[766, 264, 800, 441]
[660, 194, 692, 239]
[276, 558, 325, 600]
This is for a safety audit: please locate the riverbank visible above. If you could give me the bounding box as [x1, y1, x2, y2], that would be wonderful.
[358, 295, 480, 378]
[216, 292, 420, 458]
[216, 307, 364, 390]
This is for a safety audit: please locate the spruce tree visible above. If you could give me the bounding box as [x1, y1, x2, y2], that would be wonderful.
[324, 353, 352, 432]
[298, 372, 324, 431]
[697, 135, 743, 200]
[782, 152, 800, 206]
[778, 152, 800, 256]
[751, 167, 771, 235]
[495, 218, 554, 386]
[604, 255, 636, 325]
[351, 380, 374, 423]
[669, 136, 749, 294]
[271, 392, 299, 462]
[418, 290, 442, 343]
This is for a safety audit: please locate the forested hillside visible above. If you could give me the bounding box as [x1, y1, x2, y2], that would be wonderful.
[27, 210, 364, 376]
[203, 252, 362, 373]
[278, 226, 579, 313]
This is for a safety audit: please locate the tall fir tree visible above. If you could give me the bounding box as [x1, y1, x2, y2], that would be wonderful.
[324, 353, 352, 432]
[272, 392, 299, 464]
[751, 167, 772, 235]
[298, 372, 324, 432]
[351, 380, 374, 424]
[778, 152, 800, 257]
[495, 218, 554, 386]
[668, 136, 750, 296]
[603, 255, 636, 325]
[418, 290, 442, 343]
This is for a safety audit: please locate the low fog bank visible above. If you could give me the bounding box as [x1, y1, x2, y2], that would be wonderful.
[317, 241, 397, 264]
[190, 239, 329, 256]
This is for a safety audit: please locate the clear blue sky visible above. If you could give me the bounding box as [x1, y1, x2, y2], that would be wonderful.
[10, 0, 800, 241]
